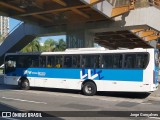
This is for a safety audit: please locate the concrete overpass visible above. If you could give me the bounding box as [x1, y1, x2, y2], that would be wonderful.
[0, 0, 160, 63]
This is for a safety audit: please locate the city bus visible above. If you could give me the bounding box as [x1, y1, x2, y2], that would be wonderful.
[4, 48, 159, 96]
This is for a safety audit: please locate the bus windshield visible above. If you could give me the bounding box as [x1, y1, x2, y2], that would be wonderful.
[5, 56, 16, 73]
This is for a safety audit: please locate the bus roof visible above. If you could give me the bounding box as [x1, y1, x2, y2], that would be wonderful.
[5, 48, 155, 56]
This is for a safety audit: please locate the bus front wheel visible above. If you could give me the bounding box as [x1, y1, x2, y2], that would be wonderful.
[82, 81, 97, 96]
[19, 79, 30, 90]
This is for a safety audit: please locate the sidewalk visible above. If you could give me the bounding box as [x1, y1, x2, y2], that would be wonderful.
[147, 84, 160, 101]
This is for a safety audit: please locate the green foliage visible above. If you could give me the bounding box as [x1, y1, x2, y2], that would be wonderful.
[21, 37, 66, 52]
[54, 39, 67, 51]
[43, 38, 56, 52]
[0, 34, 4, 43]
[21, 37, 41, 52]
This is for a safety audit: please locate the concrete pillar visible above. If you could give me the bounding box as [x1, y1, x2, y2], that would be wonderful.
[85, 31, 94, 47]
[148, 40, 157, 48]
[66, 23, 94, 48]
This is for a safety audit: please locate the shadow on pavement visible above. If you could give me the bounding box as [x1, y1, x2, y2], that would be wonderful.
[97, 91, 150, 99]
[0, 102, 20, 111]
[0, 84, 151, 99]
[31, 87, 151, 99]
[0, 84, 19, 90]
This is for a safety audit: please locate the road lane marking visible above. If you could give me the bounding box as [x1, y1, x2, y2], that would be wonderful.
[140, 102, 152, 105]
[16, 90, 145, 103]
[0, 89, 147, 104]
[149, 117, 160, 119]
[2, 97, 47, 104]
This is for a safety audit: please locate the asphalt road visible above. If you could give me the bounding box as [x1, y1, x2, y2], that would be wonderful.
[0, 85, 160, 120]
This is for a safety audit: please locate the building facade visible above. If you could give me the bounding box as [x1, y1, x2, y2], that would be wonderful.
[0, 16, 9, 38]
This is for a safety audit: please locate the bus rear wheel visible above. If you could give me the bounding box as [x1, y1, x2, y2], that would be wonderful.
[82, 82, 97, 96]
[19, 79, 30, 90]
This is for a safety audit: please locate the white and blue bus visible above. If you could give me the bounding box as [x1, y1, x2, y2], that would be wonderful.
[4, 48, 159, 96]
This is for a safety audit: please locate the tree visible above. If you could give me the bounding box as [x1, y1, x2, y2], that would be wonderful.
[21, 37, 66, 52]
[21, 37, 41, 52]
[43, 38, 56, 52]
[0, 34, 4, 43]
[55, 39, 66, 51]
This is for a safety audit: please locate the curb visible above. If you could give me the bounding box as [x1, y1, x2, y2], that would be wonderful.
[146, 96, 160, 102]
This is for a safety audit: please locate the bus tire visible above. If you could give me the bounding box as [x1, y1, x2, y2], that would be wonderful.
[19, 79, 30, 90]
[82, 81, 97, 96]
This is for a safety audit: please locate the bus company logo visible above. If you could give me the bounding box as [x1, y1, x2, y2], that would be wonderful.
[2, 112, 11, 117]
[38, 72, 46, 76]
[80, 69, 104, 80]
[24, 70, 32, 74]
[24, 70, 46, 76]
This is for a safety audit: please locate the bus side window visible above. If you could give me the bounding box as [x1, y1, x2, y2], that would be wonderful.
[85, 55, 93, 68]
[102, 54, 113, 69]
[55, 56, 63, 68]
[113, 54, 123, 68]
[82, 55, 91, 68]
[124, 54, 136, 68]
[64, 56, 72, 68]
[47, 56, 56, 68]
[28, 56, 39, 68]
[93, 55, 100, 68]
[81, 56, 86, 68]
[73, 56, 80, 68]
[17, 56, 25, 68]
[39, 56, 46, 68]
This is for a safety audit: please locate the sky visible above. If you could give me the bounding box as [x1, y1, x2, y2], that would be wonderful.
[9, 18, 66, 43]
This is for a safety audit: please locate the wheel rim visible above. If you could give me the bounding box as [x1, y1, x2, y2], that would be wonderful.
[85, 85, 92, 94]
[22, 81, 28, 88]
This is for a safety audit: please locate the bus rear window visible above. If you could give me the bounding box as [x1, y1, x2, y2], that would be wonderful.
[135, 54, 148, 69]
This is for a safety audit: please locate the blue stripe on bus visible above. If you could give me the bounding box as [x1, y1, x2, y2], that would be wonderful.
[7, 68, 143, 82]
[102, 69, 143, 82]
